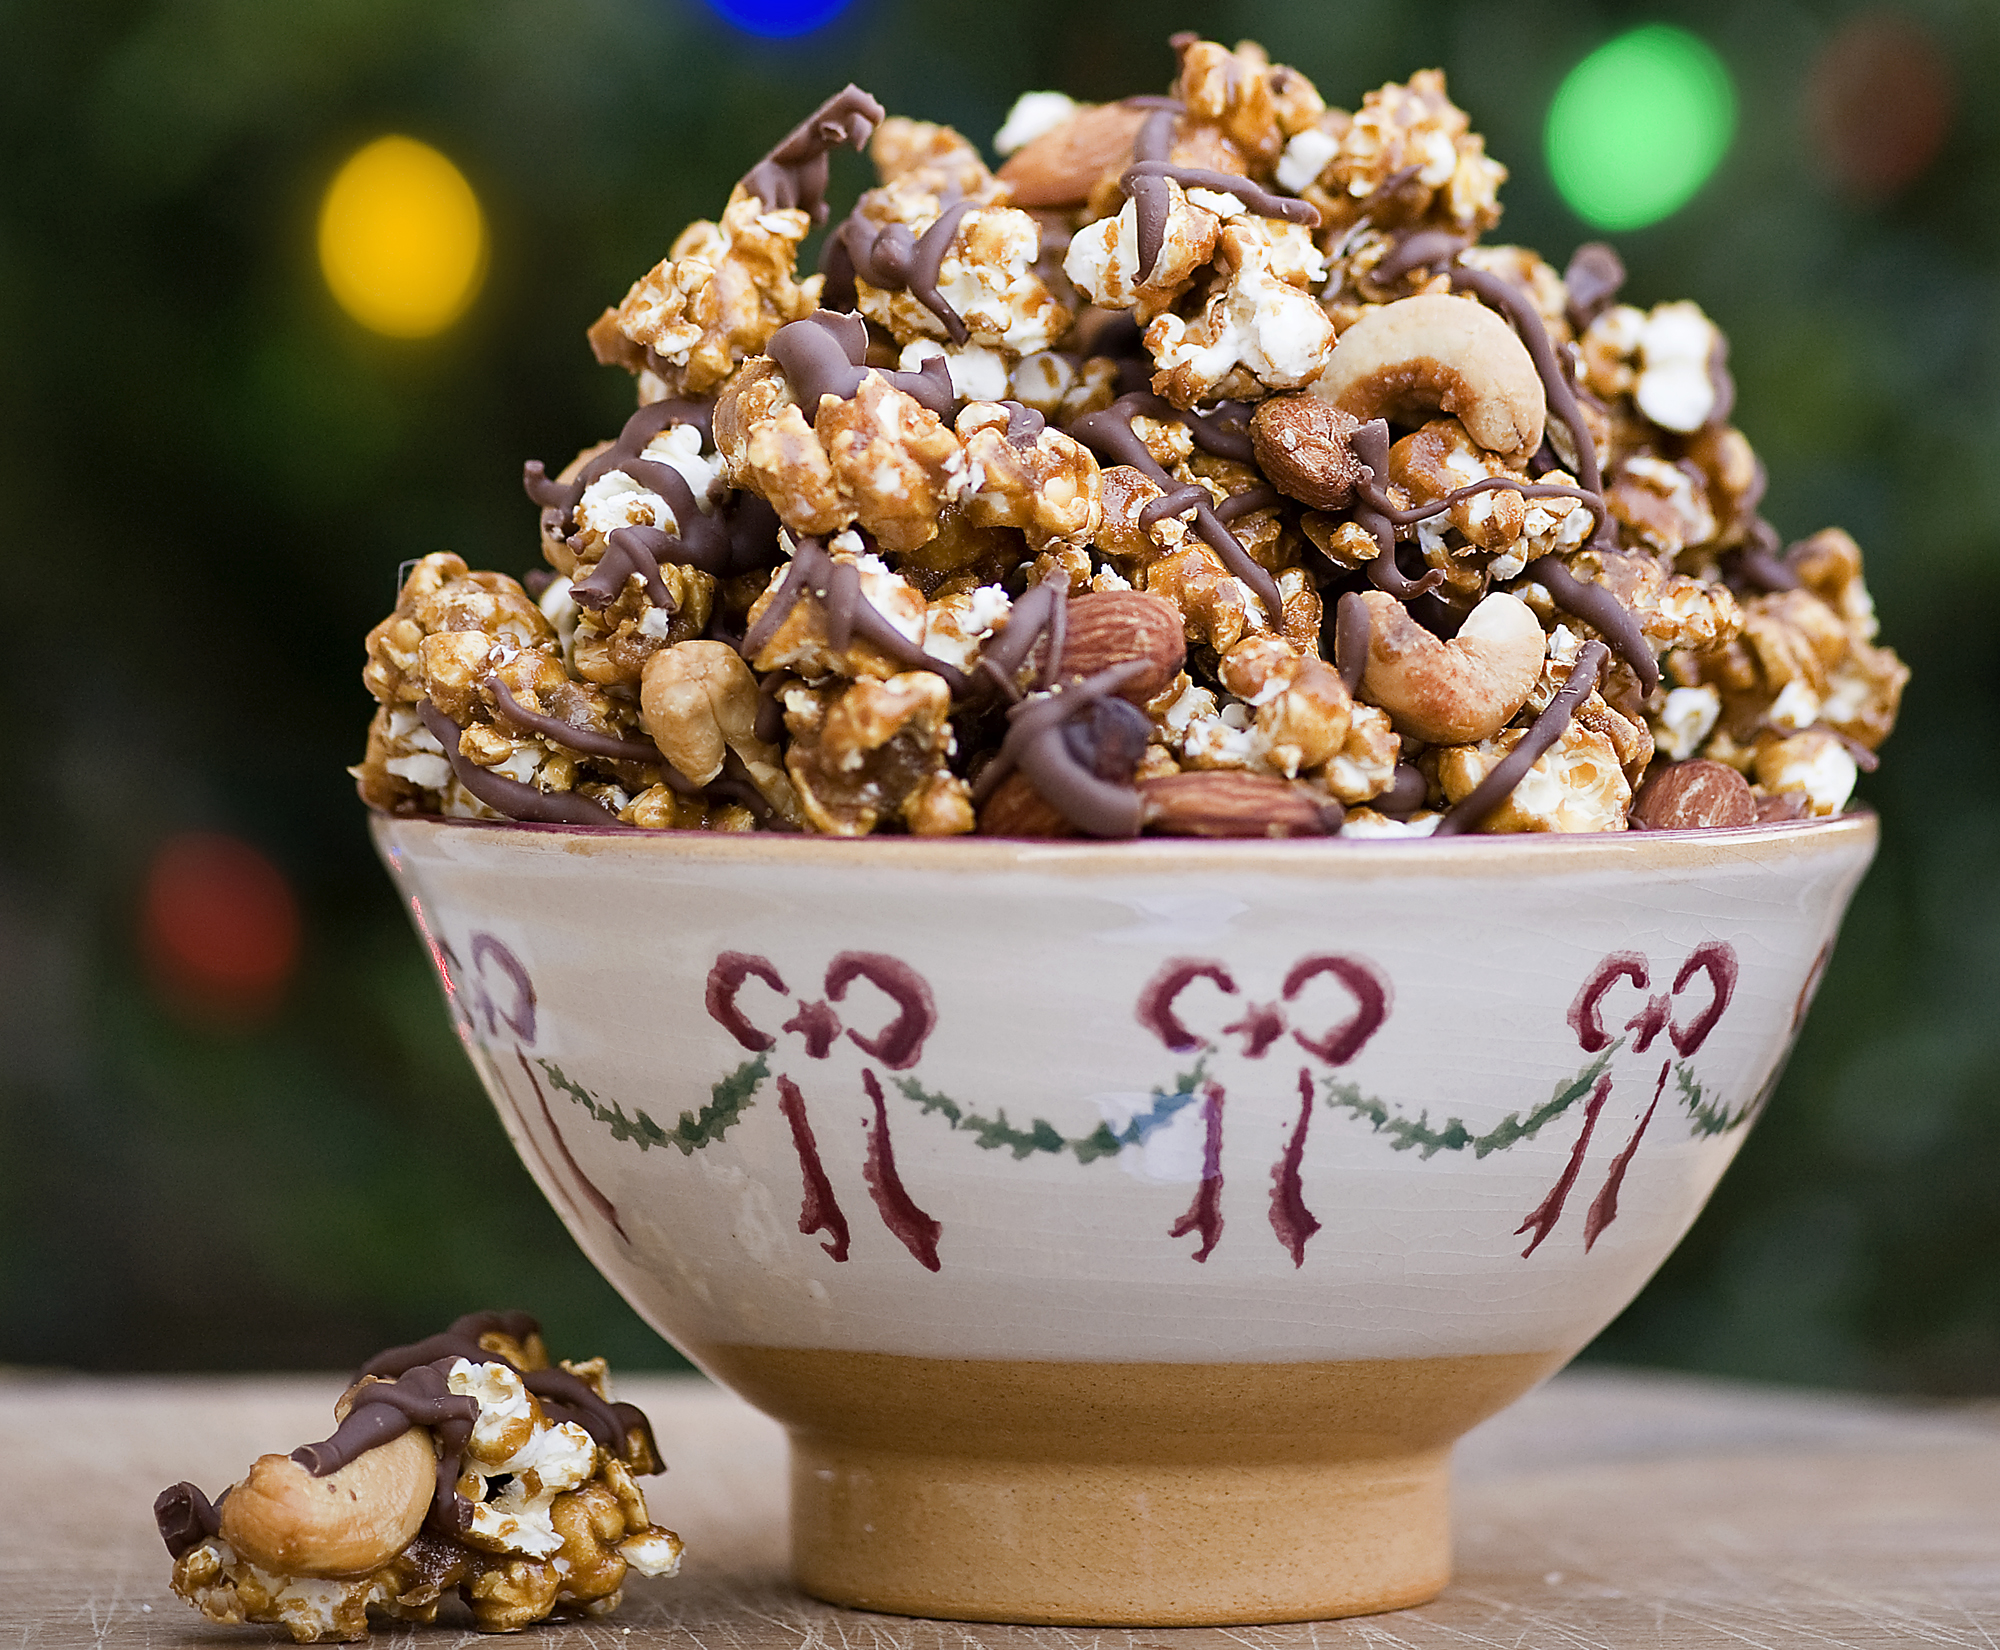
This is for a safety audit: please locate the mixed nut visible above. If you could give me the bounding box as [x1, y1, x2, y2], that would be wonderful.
[155, 1312, 680, 1642]
[355, 35, 1906, 838]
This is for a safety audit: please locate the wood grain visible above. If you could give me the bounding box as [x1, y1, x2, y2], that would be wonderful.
[4, 1366, 1996, 1647]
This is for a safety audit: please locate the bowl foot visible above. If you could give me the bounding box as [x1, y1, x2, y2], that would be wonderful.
[791, 1433, 1451, 1624]
[693, 1344, 1565, 1626]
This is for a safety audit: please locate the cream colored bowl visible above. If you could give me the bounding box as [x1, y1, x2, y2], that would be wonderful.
[372, 812, 1875, 1625]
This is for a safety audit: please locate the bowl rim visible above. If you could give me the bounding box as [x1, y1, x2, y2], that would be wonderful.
[369, 805, 1877, 884]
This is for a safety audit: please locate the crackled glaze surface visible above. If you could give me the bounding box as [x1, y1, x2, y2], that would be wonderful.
[373, 815, 1873, 1369]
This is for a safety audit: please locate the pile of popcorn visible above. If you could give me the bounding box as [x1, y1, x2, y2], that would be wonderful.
[355, 35, 1906, 838]
[155, 1312, 681, 1642]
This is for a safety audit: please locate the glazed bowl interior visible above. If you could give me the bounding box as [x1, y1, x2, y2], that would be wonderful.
[372, 811, 1875, 1625]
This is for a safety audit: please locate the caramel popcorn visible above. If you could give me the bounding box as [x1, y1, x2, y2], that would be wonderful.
[156, 1312, 681, 1643]
[357, 45, 1904, 841]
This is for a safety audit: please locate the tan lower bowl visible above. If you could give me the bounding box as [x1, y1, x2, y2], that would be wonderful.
[372, 812, 1877, 1625]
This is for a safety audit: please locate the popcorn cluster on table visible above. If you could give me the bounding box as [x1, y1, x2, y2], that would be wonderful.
[355, 33, 1905, 839]
[156, 1313, 681, 1643]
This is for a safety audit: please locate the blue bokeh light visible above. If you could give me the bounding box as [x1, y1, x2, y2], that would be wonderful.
[704, 0, 855, 38]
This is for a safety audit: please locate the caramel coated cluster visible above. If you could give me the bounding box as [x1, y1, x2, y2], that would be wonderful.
[355, 35, 1905, 839]
[156, 1313, 681, 1643]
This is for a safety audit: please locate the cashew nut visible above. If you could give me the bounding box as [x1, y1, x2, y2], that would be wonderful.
[1355, 588, 1545, 744]
[641, 641, 800, 822]
[1312, 294, 1545, 459]
[217, 1428, 435, 1579]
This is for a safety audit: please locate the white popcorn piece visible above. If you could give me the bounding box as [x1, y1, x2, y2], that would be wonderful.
[994, 90, 1079, 156]
[1655, 684, 1722, 761]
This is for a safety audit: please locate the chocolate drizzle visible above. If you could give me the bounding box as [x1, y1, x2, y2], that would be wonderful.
[521, 396, 783, 613]
[575, 487, 786, 608]
[1563, 242, 1626, 331]
[1346, 415, 1612, 605]
[1124, 96, 1182, 281]
[1524, 555, 1660, 695]
[1376, 239, 1611, 523]
[1333, 591, 1371, 696]
[975, 575, 1066, 699]
[418, 701, 629, 827]
[1727, 519, 1802, 593]
[1447, 264, 1605, 504]
[524, 397, 715, 529]
[1435, 640, 1609, 835]
[1001, 400, 1047, 444]
[1123, 154, 1319, 282]
[154, 1481, 224, 1560]
[1349, 419, 1441, 598]
[738, 535, 970, 693]
[1070, 392, 1285, 618]
[486, 677, 691, 784]
[971, 661, 1152, 838]
[295, 1361, 481, 1536]
[355, 1310, 642, 1458]
[1370, 228, 1471, 284]
[767, 310, 956, 421]
[829, 200, 975, 343]
[739, 85, 885, 225]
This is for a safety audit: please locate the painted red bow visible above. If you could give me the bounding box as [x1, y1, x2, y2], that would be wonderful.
[1518, 941, 1740, 1258]
[1134, 953, 1393, 1267]
[705, 950, 943, 1270]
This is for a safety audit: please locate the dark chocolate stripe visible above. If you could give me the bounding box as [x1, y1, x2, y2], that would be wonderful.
[1181, 399, 1256, 462]
[1216, 485, 1283, 523]
[574, 527, 676, 611]
[1123, 161, 1320, 229]
[524, 398, 713, 523]
[1525, 555, 1659, 696]
[767, 310, 957, 421]
[1349, 420, 1441, 598]
[418, 702, 628, 827]
[1435, 640, 1609, 836]
[1069, 393, 1285, 619]
[1372, 230, 1471, 286]
[1447, 265, 1605, 502]
[1138, 482, 1213, 529]
[739, 85, 884, 225]
[1728, 520, 1801, 593]
[293, 1360, 481, 1536]
[840, 200, 976, 344]
[975, 576, 1064, 701]
[154, 1483, 223, 1560]
[972, 662, 1151, 838]
[486, 677, 690, 781]
[1333, 591, 1371, 696]
[739, 536, 970, 693]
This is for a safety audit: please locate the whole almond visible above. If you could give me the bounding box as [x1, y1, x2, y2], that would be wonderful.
[1036, 590, 1187, 702]
[1250, 396, 1365, 511]
[1631, 758, 1756, 830]
[998, 103, 1148, 209]
[1140, 771, 1339, 838]
[977, 770, 1077, 838]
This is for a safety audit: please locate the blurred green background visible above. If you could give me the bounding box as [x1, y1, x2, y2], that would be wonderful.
[0, 0, 1992, 1387]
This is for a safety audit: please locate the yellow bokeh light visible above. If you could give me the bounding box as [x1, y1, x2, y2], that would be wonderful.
[317, 136, 486, 338]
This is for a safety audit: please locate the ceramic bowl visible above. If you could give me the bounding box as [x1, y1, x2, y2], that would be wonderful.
[372, 812, 1875, 1626]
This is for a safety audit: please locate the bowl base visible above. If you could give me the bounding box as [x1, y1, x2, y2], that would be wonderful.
[692, 1344, 1565, 1625]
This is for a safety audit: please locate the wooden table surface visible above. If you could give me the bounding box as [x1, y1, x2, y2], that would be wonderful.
[5, 1365, 1996, 1649]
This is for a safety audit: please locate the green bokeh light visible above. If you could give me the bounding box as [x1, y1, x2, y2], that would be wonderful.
[1546, 25, 1737, 231]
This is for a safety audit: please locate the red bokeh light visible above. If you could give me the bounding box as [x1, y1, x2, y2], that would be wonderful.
[141, 832, 302, 1023]
[1807, 12, 1954, 200]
